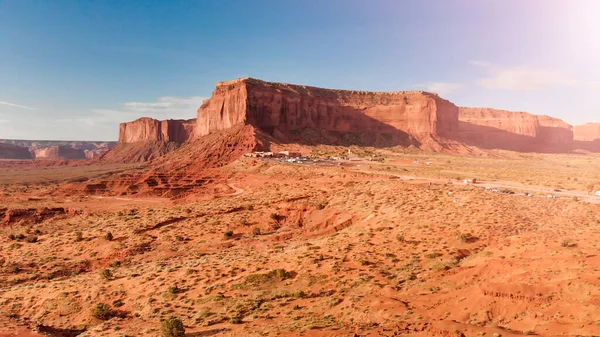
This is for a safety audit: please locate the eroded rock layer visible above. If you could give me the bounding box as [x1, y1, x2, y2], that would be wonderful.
[0, 143, 33, 160]
[458, 107, 575, 152]
[34, 146, 86, 160]
[118, 118, 196, 143]
[196, 78, 459, 146]
[574, 123, 600, 142]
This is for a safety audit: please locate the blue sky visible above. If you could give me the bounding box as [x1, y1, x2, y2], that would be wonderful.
[0, 0, 598, 140]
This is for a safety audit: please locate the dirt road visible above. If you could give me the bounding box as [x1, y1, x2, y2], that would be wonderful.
[352, 167, 600, 204]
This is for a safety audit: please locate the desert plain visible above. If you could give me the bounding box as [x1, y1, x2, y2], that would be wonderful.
[1, 147, 600, 337]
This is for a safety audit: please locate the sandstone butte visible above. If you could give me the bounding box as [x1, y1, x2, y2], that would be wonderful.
[574, 123, 600, 141]
[0, 143, 33, 160]
[118, 117, 196, 143]
[34, 145, 87, 160]
[458, 107, 577, 152]
[110, 78, 600, 162]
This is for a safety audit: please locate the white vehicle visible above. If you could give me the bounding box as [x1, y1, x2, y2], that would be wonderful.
[596, 191, 600, 197]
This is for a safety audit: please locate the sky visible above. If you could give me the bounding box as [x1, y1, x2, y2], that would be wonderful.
[0, 0, 599, 141]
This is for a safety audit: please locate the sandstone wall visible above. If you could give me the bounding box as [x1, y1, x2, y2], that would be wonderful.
[0, 143, 33, 160]
[196, 78, 459, 143]
[458, 107, 576, 152]
[119, 118, 196, 143]
[34, 146, 86, 160]
[459, 107, 540, 137]
[574, 123, 600, 141]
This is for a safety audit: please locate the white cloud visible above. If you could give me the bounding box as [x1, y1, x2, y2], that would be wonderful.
[81, 96, 205, 127]
[0, 100, 35, 110]
[123, 96, 206, 113]
[415, 82, 464, 96]
[472, 61, 578, 90]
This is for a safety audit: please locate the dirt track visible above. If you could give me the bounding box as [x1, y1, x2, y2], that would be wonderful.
[353, 167, 600, 204]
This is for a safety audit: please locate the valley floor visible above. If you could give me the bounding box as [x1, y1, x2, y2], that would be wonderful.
[1, 150, 600, 336]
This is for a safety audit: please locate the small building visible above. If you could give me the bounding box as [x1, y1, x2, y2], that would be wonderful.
[278, 150, 301, 158]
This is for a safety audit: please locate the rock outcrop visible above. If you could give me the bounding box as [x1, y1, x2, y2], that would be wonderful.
[34, 146, 87, 160]
[458, 107, 575, 152]
[196, 78, 459, 147]
[119, 118, 196, 143]
[111, 78, 600, 162]
[574, 123, 600, 142]
[0, 143, 33, 160]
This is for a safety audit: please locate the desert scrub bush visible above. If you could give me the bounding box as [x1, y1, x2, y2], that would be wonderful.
[104, 232, 113, 241]
[161, 317, 185, 337]
[75, 231, 83, 242]
[253, 227, 261, 236]
[168, 285, 181, 295]
[100, 269, 113, 281]
[224, 230, 234, 239]
[425, 252, 442, 259]
[270, 213, 285, 222]
[239, 269, 291, 289]
[25, 236, 38, 243]
[396, 234, 405, 242]
[316, 203, 326, 210]
[456, 231, 477, 243]
[561, 239, 576, 248]
[91, 303, 112, 320]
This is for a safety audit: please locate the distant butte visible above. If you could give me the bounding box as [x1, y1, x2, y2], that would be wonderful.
[106, 77, 600, 163]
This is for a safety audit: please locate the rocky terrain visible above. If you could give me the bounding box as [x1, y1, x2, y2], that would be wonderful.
[1, 150, 600, 337]
[0, 140, 116, 160]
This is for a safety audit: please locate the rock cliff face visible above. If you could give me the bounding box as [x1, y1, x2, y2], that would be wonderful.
[112, 78, 600, 162]
[458, 107, 574, 152]
[34, 146, 87, 160]
[574, 123, 600, 141]
[196, 78, 459, 147]
[0, 143, 33, 160]
[119, 118, 196, 143]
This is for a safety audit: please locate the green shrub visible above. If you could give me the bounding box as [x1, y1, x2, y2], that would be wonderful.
[25, 236, 38, 243]
[91, 303, 112, 320]
[161, 318, 185, 337]
[224, 231, 234, 239]
[100, 269, 113, 281]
